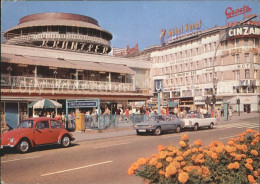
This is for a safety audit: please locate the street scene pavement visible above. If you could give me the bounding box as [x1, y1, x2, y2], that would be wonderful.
[72, 112, 259, 142]
[1, 113, 259, 184]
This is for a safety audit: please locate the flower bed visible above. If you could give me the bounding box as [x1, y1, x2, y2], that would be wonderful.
[128, 129, 259, 184]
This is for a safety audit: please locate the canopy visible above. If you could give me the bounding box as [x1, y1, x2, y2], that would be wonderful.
[29, 99, 62, 109]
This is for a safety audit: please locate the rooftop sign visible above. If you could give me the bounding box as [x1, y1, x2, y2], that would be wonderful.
[225, 5, 252, 19]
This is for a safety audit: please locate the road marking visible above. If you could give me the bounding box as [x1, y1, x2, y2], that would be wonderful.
[93, 142, 132, 149]
[41, 160, 113, 176]
[219, 135, 238, 140]
[2, 155, 42, 163]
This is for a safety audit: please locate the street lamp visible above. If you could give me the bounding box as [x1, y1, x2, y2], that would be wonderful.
[212, 15, 257, 117]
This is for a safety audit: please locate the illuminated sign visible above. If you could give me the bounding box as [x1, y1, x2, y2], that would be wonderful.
[160, 20, 201, 43]
[225, 5, 251, 19]
[154, 79, 163, 92]
[226, 25, 260, 39]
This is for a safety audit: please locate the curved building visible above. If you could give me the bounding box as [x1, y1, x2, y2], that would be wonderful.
[4, 13, 112, 54]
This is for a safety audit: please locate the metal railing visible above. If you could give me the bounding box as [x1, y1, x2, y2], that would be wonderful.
[1, 75, 135, 92]
[4, 32, 111, 46]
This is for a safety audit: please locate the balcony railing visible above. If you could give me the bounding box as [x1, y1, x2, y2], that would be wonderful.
[1, 75, 135, 92]
[5, 32, 111, 47]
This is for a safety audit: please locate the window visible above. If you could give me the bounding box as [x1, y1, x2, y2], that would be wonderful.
[236, 70, 240, 80]
[185, 50, 187, 58]
[185, 77, 188, 85]
[245, 69, 250, 79]
[196, 61, 199, 70]
[244, 38, 248, 46]
[205, 74, 207, 82]
[180, 64, 182, 72]
[180, 52, 182, 59]
[235, 39, 239, 47]
[209, 43, 212, 52]
[245, 53, 250, 63]
[190, 62, 193, 69]
[175, 53, 177, 59]
[185, 64, 188, 71]
[196, 48, 198, 55]
[254, 70, 257, 79]
[209, 58, 212, 67]
[36, 121, 49, 129]
[190, 49, 193, 57]
[175, 78, 178, 85]
[196, 76, 199, 83]
[204, 59, 207, 67]
[235, 54, 240, 64]
[204, 45, 207, 53]
[51, 120, 61, 128]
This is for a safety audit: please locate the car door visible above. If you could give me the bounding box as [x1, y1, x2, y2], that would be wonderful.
[49, 120, 63, 143]
[166, 116, 176, 131]
[34, 120, 52, 145]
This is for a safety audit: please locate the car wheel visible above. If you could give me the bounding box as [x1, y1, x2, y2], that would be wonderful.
[17, 139, 31, 153]
[61, 135, 71, 147]
[193, 124, 198, 131]
[176, 126, 181, 133]
[154, 127, 162, 136]
[209, 123, 214, 129]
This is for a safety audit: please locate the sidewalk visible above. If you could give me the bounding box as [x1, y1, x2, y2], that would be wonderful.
[71, 112, 259, 142]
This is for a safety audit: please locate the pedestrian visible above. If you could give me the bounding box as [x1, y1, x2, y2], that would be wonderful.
[125, 107, 129, 122]
[216, 108, 221, 120]
[55, 113, 61, 121]
[91, 108, 97, 128]
[61, 112, 66, 128]
[228, 108, 232, 120]
[115, 107, 121, 127]
[203, 108, 208, 118]
[221, 108, 224, 117]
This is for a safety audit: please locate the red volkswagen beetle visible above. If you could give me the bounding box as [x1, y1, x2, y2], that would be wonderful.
[1, 117, 75, 153]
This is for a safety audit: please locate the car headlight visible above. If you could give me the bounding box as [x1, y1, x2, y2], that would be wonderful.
[9, 137, 15, 143]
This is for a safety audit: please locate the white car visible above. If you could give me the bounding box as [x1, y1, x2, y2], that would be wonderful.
[183, 113, 217, 131]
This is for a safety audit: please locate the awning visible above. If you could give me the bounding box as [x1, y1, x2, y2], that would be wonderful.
[1, 53, 136, 75]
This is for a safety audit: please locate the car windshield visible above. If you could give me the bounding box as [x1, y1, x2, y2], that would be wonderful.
[18, 120, 34, 128]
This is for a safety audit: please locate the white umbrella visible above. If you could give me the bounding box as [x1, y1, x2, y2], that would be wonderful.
[29, 99, 62, 116]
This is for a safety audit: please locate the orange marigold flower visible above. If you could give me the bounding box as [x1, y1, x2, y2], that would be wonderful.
[239, 136, 244, 142]
[181, 134, 189, 141]
[248, 175, 256, 184]
[253, 171, 258, 177]
[177, 151, 183, 156]
[167, 146, 175, 151]
[241, 154, 246, 158]
[158, 145, 165, 152]
[149, 158, 158, 166]
[156, 162, 163, 169]
[228, 141, 235, 145]
[251, 150, 258, 156]
[146, 157, 150, 163]
[242, 145, 248, 152]
[166, 157, 173, 162]
[247, 158, 253, 164]
[198, 147, 203, 152]
[197, 153, 204, 159]
[191, 155, 197, 161]
[178, 172, 189, 183]
[131, 162, 139, 170]
[233, 162, 240, 169]
[198, 159, 205, 164]
[152, 154, 157, 158]
[194, 139, 202, 146]
[181, 161, 186, 166]
[176, 156, 184, 162]
[202, 166, 210, 177]
[137, 158, 147, 165]
[182, 150, 191, 157]
[166, 165, 177, 175]
[230, 152, 236, 157]
[228, 163, 234, 170]
[127, 168, 135, 175]
[245, 163, 253, 171]
[211, 153, 218, 159]
[158, 151, 168, 159]
[192, 148, 198, 153]
[247, 129, 257, 133]
[234, 154, 242, 161]
[159, 170, 165, 175]
[179, 141, 187, 148]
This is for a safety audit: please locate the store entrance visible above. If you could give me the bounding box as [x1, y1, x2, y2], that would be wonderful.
[244, 104, 251, 113]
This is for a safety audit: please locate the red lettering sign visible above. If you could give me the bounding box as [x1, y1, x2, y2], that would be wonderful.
[225, 5, 251, 19]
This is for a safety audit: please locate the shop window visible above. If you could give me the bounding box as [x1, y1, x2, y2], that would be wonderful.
[19, 103, 28, 122]
[244, 38, 248, 46]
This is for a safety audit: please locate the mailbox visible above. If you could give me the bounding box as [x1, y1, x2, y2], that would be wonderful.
[75, 113, 85, 131]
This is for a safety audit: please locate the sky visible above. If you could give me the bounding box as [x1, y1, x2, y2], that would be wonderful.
[1, 1, 259, 50]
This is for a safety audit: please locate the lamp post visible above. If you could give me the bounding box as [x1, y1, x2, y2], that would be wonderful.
[212, 15, 257, 118]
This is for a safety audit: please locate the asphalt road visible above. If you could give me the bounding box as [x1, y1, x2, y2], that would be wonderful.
[1, 117, 259, 184]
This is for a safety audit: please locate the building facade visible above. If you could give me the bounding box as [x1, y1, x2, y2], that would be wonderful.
[129, 25, 260, 112]
[1, 13, 152, 129]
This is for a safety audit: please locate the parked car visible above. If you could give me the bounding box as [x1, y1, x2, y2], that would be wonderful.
[1, 117, 75, 153]
[183, 113, 217, 131]
[134, 115, 184, 135]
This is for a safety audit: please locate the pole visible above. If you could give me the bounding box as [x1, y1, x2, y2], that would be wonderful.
[157, 92, 160, 115]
